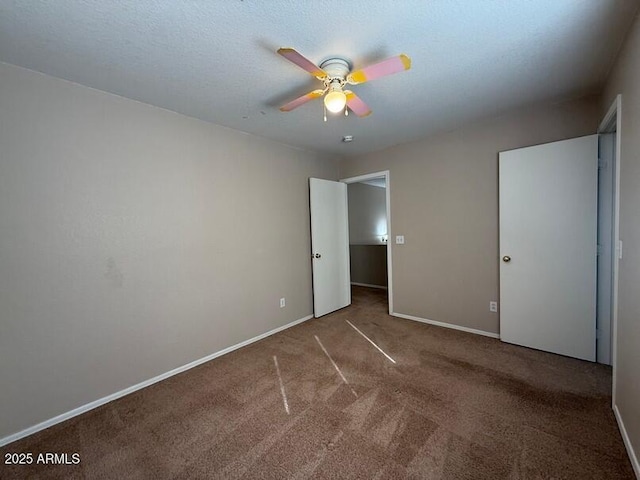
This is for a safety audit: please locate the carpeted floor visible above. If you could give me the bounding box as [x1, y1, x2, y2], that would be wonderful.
[1, 286, 635, 479]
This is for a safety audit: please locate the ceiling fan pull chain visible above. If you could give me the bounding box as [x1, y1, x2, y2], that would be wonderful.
[345, 106, 348, 116]
[323, 103, 327, 122]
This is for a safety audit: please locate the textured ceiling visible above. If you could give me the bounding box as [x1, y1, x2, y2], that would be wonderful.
[0, 1, 638, 156]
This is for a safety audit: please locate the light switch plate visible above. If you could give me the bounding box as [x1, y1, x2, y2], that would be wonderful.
[395, 235, 405, 245]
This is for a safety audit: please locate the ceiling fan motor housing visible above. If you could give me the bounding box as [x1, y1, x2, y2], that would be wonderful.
[319, 58, 351, 81]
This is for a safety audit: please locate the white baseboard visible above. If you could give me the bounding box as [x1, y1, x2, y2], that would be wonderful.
[391, 312, 500, 339]
[0, 313, 314, 447]
[351, 282, 388, 290]
[614, 403, 640, 478]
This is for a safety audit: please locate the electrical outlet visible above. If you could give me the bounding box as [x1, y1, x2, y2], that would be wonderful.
[395, 235, 405, 245]
[280, 298, 286, 308]
[489, 301, 498, 313]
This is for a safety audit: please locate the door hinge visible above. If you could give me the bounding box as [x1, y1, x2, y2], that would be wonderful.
[596, 244, 602, 256]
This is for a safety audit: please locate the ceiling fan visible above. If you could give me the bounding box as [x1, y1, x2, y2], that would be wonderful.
[277, 48, 411, 120]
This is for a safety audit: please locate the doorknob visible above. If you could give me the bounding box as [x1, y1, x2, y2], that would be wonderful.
[313, 253, 321, 259]
[502, 255, 511, 263]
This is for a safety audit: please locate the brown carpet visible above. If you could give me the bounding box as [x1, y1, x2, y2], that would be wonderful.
[1, 286, 634, 479]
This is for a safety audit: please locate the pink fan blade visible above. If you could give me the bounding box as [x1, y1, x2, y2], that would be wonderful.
[277, 48, 327, 78]
[347, 54, 411, 85]
[279, 89, 325, 112]
[345, 91, 372, 117]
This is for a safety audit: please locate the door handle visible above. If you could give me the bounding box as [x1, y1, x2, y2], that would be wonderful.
[313, 253, 322, 259]
[502, 255, 511, 263]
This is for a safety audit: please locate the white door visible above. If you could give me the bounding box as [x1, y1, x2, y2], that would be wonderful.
[499, 135, 598, 361]
[310, 178, 351, 317]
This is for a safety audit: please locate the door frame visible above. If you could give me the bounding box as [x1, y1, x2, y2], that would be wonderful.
[598, 94, 622, 404]
[340, 171, 393, 315]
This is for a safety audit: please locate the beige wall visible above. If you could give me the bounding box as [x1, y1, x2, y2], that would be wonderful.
[347, 182, 387, 245]
[340, 96, 601, 335]
[603, 12, 640, 469]
[0, 62, 339, 440]
[348, 183, 388, 287]
[350, 246, 388, 287]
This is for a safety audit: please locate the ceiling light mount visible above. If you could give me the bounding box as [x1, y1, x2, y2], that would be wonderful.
[319, 58, 351, 79]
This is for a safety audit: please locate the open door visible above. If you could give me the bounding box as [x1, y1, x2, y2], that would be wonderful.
[310, 178, 351, 317]
[499, 135, 598, 361]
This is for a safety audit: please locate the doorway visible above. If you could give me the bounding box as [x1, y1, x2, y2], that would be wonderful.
[341, 171, 393, 314]
[596, 95, 622, 372]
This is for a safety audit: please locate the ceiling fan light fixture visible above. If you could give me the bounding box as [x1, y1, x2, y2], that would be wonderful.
[277, 49, 410, 118]
[324, 89, 347, 113]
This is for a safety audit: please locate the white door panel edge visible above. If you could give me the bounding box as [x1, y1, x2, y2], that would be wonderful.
[596, 132, 615, 365]
[310, 178, 351, 317]
[499, 135, 597, 361]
